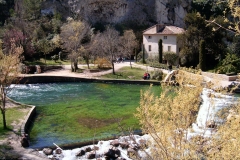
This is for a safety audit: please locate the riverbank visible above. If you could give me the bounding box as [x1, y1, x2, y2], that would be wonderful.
[2, 62, 238, 159]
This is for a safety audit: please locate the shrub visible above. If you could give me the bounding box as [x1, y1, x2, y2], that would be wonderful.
[94, 58, 112, 69]
[151, 69, 164, 81]
[216, 53, 240, 74]
[163, 51, 178, 65]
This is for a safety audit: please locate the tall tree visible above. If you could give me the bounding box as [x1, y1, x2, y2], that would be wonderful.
[179, 12, 224, 67]
[99, 26, 120, 74]
[0, 39, 23, 129]
[60, 19, 91, 72]
[199, 40, 206, 71]
[120, 29, 138, 68]
[158, 39, 163, 63]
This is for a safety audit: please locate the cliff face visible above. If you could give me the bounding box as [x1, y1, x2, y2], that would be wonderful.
[42, 0, 192, 27]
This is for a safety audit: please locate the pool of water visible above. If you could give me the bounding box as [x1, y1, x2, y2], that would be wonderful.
[8, 82, 161, 148]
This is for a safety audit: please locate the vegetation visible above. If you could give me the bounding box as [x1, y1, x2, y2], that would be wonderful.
[199, 40, 206, 71]
[136, 70, 240, 159]
[0, 39, 23, 129]
[158, 39, 163, 63]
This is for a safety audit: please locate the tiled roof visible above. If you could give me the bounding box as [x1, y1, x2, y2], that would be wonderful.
[143, 24, 185, 35]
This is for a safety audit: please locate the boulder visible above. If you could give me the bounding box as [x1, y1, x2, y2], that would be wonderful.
[110, 139, 120, 147]
[87, 151, 96, 159]
[104, 147, 121, 159]
[76, 149, 86, 156]
[43, 148, 53, 155]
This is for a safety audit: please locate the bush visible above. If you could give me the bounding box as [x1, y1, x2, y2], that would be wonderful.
[151, 69, 164, 81]
[94, 58, 112, 69]
[216, 53, 240, 74]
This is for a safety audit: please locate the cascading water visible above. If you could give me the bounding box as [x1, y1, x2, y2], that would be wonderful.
[189, 88, 238, 138]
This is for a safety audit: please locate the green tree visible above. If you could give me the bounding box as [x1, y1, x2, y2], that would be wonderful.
[23, 0, 42, 20]
[179, 12, 224, 67]
[158, 39, 163, 63]
[0, 39, 23, 129]
[163, 51, 178, 65]
[35, 38, 53, 64]
[199, 40, 206, 71]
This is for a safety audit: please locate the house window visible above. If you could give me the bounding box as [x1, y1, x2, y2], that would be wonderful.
[168, 46, 171, 51]
[149, 45, 151, 51]
[164, 36, 167, 39]
[148, 36, 152, 39]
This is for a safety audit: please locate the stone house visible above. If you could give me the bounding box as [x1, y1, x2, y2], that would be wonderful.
[142, 24, 185, 64]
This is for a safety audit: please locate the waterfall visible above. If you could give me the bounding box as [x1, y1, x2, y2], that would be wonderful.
[188, 88, 237, 139]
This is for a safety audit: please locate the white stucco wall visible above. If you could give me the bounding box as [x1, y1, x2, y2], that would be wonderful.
[143, 34, 179, 57]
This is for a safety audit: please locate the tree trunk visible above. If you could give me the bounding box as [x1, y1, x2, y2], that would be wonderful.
[73, 61, 78, 72]
[112, 61, 115, 74]
[130, 59, 132, 69]
[0, 85, 7, 129]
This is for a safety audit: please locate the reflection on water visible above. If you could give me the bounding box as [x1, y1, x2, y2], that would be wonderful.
[8, 82, 160, 148]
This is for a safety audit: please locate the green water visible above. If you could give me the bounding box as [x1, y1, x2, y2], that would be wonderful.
[8, 82, 161, 148]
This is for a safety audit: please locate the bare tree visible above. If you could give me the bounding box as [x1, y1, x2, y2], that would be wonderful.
[120, 29, 138, 68]
[60, 19, 92, 72]
[0, 39, 23, 129]
[99, 26, 120, 74]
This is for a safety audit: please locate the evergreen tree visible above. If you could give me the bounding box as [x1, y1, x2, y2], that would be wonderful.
[142, 44, 145, 64]
[199, 40, 206, 71]
[158, 39, 163, 63]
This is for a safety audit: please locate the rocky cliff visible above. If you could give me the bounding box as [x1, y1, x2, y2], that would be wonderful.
[42, 0, 192, 27]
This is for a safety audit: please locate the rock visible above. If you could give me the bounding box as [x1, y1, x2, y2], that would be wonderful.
[55, 148, 62, 154]
[76, 149, 86, 156]
[20, 134, 29, 148]
[120, 142, 129, 149]
[206, 120, 216, 128]
[85, 147, 92, 152]
[42, 148, 53, 155]
[92, 145, 99, 151]
[87, 151, 96, 159]
[104, 147, 121, 158]
[110, 139, 120, 147]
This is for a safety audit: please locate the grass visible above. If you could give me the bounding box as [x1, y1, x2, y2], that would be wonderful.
[101, 66, 149, 80]
[0, 105, 30, 139]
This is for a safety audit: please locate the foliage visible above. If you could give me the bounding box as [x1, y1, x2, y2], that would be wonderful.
[60, 20, 92, 72]
[3, 29, 34, 59]
[120, 29, 138, 68]
[23, 0, 42, 20]
[51, 54, 58, 62]
[158, 39, 162, 63]
[179, 12, 225, 67]
[151, 69, 164, 81]
[216, 53, 240, 74]
[0, 39, 23, 129]
[97, 26, 121, 74]
[228, 0, 240, 33]
[94, 57, 112, 69]
[192, 0, 228, 19]
[136, 70, 204, 159]
[209, 105, 240, 159]
[163, 51, 178, 65]
[199, 40, 206, 71]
